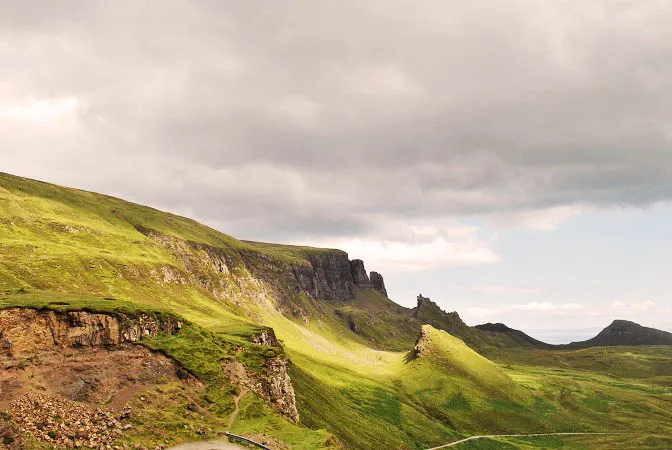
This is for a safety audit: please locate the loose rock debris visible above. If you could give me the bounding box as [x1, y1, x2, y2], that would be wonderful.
[10, 392, 128, 449]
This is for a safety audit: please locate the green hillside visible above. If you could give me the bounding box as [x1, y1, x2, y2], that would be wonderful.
[1, 172, 671, 450]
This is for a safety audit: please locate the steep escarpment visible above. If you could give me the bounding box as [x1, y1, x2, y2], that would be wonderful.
[139, 227, 388, 311]
[410, 295, 560, 352]
[369, 271, 387, 297]
[294, 252, 357, 301]
[245, 327, 300, 422]
[348, 259, 388, 297]
[409, 294, 499, 350]
[224, 356, 299, 424]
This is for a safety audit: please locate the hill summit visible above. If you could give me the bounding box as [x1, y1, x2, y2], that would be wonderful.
[567, 319, 672, 347]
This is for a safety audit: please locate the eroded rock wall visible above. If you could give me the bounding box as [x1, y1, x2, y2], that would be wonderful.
[349, 259, 371, 289]
[224, 357, 299, 424]
[0, 308, 198, 449]
[0, 308, 181, 357]
[138, 228, 389, 306]
[225, 327, 299, 423]
[294, 253, 357, 301]
[369, 271, 387, 297]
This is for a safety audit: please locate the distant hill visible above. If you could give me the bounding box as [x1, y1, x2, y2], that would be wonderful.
[476, 320, 672, 349]
[474, 322, 554, 349]
[565, 320, 672, 348]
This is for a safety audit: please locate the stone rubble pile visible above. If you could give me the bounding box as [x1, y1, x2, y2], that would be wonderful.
[10, 393, 127, 449]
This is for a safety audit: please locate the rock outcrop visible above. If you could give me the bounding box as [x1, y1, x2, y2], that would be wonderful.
[0, 308, 198, 449]
[293, 252, 357, 301]
[410, 294, 483, 346]
[261, 356, 299, 423]
[412, 325, 432, 358]
[224, 334, 299, 423]
[369, 271, 387, 297]
[0, 308, 181, 356]
[138, 228, 389, 306]
[252, 327, 281, 347]
[290, 252, 390, 301]
[349, 259, 372, 288]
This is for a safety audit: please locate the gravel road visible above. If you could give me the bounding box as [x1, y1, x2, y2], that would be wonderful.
[167, 440, 244, 450]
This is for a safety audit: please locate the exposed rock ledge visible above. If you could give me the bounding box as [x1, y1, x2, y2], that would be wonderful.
[412, 325, 432, 358]
[225, 328, 299, 423]
[0, 308, 182, 357]
[0, 308, 193, 449]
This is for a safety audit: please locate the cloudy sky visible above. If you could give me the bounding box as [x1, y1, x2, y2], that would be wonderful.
[2, 0, 671, 340]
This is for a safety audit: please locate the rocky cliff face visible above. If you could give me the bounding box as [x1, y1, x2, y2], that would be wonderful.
[369, 271, 387, 297]
[261, 356, 299, 423]
[298, 255, 389, 301]
[0, 308, 181, 356]
[139, 228, 389, 307]
[138, 228, 389, 309]
[412, 325, 432, 358]
[224, 327, 299, 423]
[293, 252, 357, 301]
[252, 327, 281, 347]
[348, 260, 389, 297]
[411, 294, 478, 344]
[349, 259, 372, 289]
[0, 308, 198, 449]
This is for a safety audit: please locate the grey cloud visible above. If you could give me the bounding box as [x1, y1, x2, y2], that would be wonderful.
[2, 0, 672, 242]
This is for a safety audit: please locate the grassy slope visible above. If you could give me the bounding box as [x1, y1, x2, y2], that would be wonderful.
[1, 172, 671, 449]
[0, 173, 338, 448]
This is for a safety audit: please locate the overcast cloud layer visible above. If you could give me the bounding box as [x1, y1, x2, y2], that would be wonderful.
[2, 1, 672, 332]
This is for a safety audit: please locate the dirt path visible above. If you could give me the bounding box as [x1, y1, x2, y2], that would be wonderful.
[226, 389, 247, 431]
[168, 391, 250, 450]
[427, 432, 631, 449]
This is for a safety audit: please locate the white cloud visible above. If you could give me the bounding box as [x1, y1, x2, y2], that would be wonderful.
[0, 96, 81, 126]
[510, 301, 585, 312]
[489, 204, 591, 231]
[610, 300, 658, 312]
[296, 223, 500, 272]
[462, 299, 672, 331]
[465, 301, 586, 317]
[471, 285, 541, 295]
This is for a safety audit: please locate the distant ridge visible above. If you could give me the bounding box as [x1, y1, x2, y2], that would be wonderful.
[565, 320, 672, 348]
[474, 322, 553, 349]
[476, 319, 672, 349]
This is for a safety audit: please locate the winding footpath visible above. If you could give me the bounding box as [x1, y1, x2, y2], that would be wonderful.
[226, 390, 248, 431]
[427, 432, 631, 449]
[167, 391, 249, 450]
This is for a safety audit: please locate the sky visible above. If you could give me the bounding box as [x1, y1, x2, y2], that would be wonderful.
[1, 0, 671, 340]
